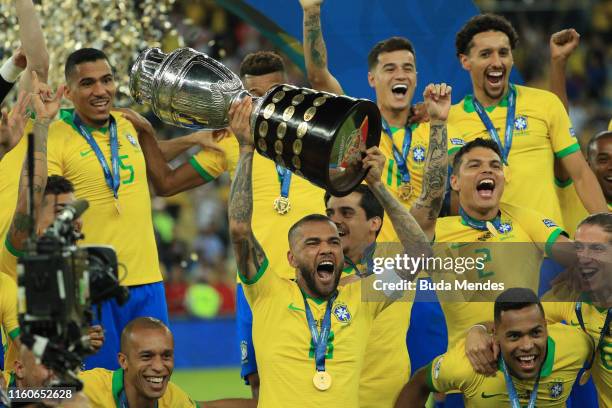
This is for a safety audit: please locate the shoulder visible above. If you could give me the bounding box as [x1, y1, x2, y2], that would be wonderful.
[548, 323, 592, 356]
[0, 273, 17, 299]
[79, 367, 112, 386]
[515, 85, 562, 106]
[162, 381, 197, 407]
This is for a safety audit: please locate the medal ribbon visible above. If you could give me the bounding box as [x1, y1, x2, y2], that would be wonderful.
[575, 302, 611, 371]
[382, 118, 412, 183]
[459, 207, 502, 233]
[303, 292, 337, 373]
[73, 112, 120, 198]
[472, 85, 516, 166]
[343, 242, 377, 277]
[276, 164, 292, 199]
[500, 357, 540, 408]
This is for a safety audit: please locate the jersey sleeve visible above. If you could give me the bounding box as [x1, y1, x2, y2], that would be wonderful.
[46, 124, 65, 177]
[546, 92, 580, 159]
[79, 368, 113, 407]
[239, 256, 287, 308]
[0, 238, 18, 281]
[426, 341, 482, 396]
[0, 274, 19, 340]
[541, 284, 575, 324]
[188, 135, 236, 182]
[166, 382, 197, 407]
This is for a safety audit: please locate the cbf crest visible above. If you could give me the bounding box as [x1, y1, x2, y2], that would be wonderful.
[549, 382, 563, 399]
[514, 116, 528, 132]
[412, 145, 426, 164]
[333, 303, 351, 323]
[126, 133, 139, 147]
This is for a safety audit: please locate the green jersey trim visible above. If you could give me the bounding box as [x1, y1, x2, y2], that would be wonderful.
[5, 235, 24, 258]
[554, 177, 573, 188]
[545, 228, 565, 259]
[554, 143, 580, 159]
[188, 157, 215, 182]
[237, 257, 269, 285]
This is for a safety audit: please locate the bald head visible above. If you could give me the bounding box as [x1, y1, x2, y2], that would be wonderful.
[120, 317, 172, 353]
[287, 214, 336, 249]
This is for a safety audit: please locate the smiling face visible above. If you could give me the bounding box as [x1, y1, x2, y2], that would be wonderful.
[495, 304, 548, 380]
[588, 134, 612, 203]
[65, 59, 116, 127]
[368, 49, 416, 114]
[460, 30, 513, 106]
[451, 146, 505, 218]
[288, 220, 344, 299]
[119, 327, 174, 402]
[574, 223, 612, 294]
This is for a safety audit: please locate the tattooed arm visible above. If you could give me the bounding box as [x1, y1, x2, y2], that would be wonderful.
[7, 76, 63, 251]
[363, 147, 431, 280]
[410, 83, 452, 241]
[299, 0, 344, 94]
[228, 97, 267, 280]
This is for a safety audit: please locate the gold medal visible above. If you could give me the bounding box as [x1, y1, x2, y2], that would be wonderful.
[579, 370, 591, 385]
[397, 182, 413, 201]
[485, 221, 499, 237]
[504, 165, 511, 183]
[114, 198, 121, 215]
[313, 371, 332, 391]
[273, 196, 291, 215]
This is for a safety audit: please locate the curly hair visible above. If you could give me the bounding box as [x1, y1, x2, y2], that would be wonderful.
[239, 51, 286, 78]
[455, 14, 518, 57]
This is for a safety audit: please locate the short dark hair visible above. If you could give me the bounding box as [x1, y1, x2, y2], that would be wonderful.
[239, 51, 286, 78]
[494, 288, 544, 325]
[288, 214, 335, 247]
[455, 14, 519, 57]
[120, 317, 171, 353]
[367, 37, 416, 71]
[577, 212, 612, 238]
[452, 138, 502, 174]
[324, 185, 384, 235]
[587, 130, 612, 163]
[44, 175, 74, 196]
[65, 48, 110, 81]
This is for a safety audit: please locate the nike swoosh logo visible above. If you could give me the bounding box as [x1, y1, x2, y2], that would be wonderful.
[481, 392, 505, 399]
[80, 149, 93, 157]
[288, 303, 305, 312]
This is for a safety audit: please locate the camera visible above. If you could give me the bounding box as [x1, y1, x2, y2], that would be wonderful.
[16, 199, 129, 390]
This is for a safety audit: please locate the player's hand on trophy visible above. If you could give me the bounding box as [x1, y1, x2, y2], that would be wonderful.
[299, 0, 323, 10]
[0, 91, 30, 160]
[31, 71, 64, 121]
[423, 82, 452, 123]
[550, 28, 580, 61]
[88, 325, 105, 353]
[228, 96, 254, 148]
[188, 129, 226, 153]
[362, 146, 386, 187]
[116, 107, 155, 138]
[465, 324, 498, 376]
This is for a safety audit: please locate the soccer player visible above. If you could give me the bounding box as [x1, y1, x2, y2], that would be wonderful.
[127, 51, 327, 396]
[44, 48, 167, 370]
[323, 83, 449, 408]
[588, 132, 612, 211]
[395, 287, 593, 407]
[0, 47, 26, 104]
[433, 138, 574, 349]
[227, 92, 429, 407]
[299, 0, 458, 242]
[448, 14, 606, 225]
[79, 317, 256, 408]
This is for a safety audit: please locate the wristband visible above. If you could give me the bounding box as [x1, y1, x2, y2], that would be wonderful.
[0, 57, 24, 83]
[470, 324, 489, 333]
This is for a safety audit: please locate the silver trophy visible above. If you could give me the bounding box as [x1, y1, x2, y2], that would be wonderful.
[130, 47, 381, 196]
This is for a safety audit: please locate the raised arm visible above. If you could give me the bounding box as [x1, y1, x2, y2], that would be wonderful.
[117, 108, 210, 197]
[363, 147, 431, 277]
[8, 76, 63, 251]
[549, 29, 579, 113]
[561, 151, 608, 213]
[410, 83, 451, 240]
[15, 0, 49, 92]
[300, 0, 344, 94]
[228, 97, 266, 280]
[0, 91, 29, 161]
[158, 129, 225, 162]
[394, 366, 431, 408]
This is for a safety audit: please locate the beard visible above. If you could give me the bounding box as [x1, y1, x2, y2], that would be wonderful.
[298, 263, 341, 299]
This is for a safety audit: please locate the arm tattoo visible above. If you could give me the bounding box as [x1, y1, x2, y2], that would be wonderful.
[13, 213, 33, 233]
[304, 11, 325, 68]
[413, 123, 448, 220]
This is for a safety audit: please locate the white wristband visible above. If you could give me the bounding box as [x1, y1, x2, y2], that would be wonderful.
[470, 324, 488, 333]
[0, 57, 24, 83]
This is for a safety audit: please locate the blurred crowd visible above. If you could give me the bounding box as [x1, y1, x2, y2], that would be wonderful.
[154, 0, 610, 318]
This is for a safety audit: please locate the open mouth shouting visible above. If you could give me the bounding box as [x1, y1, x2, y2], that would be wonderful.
[484, 68, 505, 95]
[316, 259, 336, 285]
[515, 354, 538, 372]
[476, 177, 496, 199]
[391, 83, 409, 102]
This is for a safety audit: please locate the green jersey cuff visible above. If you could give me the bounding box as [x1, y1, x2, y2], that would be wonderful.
[8, 327, 20, 340]
[238, 257, 269, 285]
[5, 236, 24, 258]
[425, 361, 439, 393]
[188, 157, 215, 182]
[554, 143, 580, 159]
[554, 177, 573, 188]
[545, 228, 566, 258]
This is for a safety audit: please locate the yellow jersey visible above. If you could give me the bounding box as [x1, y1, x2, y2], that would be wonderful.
[448, 85, 580, 230]
[0, 272, 19, 376]
[0, 235, 19, 281]
[79, 367, 196, 407]
[341, 243, 413, 408]
[47, 109, 161, 286]
[427, 323, 593, 407]
[190, 135, 326, 280]
[555, 179, 589, 237]
[434, 203, 565, 347]
[0, 120, 33, 261]
[377, 122, 459, 242]
[241, 258, 388, 408]
[543, 283, 612, 408]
